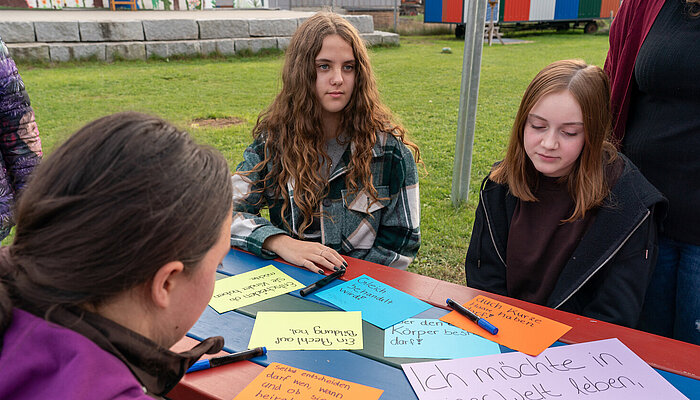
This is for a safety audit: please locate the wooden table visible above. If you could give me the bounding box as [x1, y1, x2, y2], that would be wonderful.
[167, 248, 700, 399]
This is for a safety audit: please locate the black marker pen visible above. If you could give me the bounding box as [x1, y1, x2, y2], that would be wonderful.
[300, 267, 346, 297]
[446, 298, 499, 335]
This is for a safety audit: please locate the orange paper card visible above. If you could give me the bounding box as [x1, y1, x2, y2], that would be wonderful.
[440, 295, 571, 356]
[233, 362, 383, 400]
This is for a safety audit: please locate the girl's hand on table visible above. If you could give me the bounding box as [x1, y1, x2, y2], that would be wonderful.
[263, 234, 347, 274]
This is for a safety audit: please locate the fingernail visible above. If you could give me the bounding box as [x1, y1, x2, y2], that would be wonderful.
[342, 261, 348, 268]
[333, 266, 340, 271]
[318, 269, 324, 274]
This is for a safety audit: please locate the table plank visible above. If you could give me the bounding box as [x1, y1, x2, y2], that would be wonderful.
[224, 250, 700, 379]
[170, 248, 700, 400]
[188, 305, 420, 399]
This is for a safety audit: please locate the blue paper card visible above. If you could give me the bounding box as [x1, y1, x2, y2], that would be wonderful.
[384, 318, 501, 359]
[316, 275, 432, 329]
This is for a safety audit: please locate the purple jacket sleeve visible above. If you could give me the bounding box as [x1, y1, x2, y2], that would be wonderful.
[0, 37, 42, 239]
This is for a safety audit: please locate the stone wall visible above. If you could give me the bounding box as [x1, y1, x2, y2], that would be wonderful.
[346, 9, 394, 30]
[1, 14, 400, 62]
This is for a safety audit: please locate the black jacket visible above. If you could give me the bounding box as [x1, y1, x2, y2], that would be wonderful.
[465, 155, 667, 328]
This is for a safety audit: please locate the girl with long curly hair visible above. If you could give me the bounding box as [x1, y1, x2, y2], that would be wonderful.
[231, 12, 421, 273]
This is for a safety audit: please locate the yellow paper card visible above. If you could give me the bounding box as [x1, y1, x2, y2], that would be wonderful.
[208, 265, 304, 313]
[233, 362, 383, 400]
[440, 295, 571, 356]
[248, 311, 363, 350]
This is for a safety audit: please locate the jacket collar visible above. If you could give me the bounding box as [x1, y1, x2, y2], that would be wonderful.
[546, 155, 665, 308]
[479, 175, 517, 266]
[38, 305, 224, 397]
[481, 155, 666, 309]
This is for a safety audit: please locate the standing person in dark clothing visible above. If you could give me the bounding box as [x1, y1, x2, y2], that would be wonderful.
[605, 0, 700, 345]
[465, 60, 666, 328]
[0, 36, 42, 241]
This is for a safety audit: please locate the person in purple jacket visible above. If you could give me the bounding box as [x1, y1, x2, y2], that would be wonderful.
[0, 112, 233, 399]
[0, 36, 42, 241]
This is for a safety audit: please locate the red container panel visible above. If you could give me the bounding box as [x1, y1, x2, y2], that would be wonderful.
[599, 0, 619, 18]
[503, 0, 530, 22]
[442, 0, 464, 22]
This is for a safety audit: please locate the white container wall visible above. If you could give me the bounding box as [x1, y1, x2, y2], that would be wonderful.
[528, 0, 555, 21]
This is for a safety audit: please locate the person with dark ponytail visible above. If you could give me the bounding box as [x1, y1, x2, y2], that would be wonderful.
[0, 112, 233, 399]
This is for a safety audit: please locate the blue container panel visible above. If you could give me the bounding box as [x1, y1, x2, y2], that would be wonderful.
[424, 0, 443, 23]
[554, 0, 580, 19]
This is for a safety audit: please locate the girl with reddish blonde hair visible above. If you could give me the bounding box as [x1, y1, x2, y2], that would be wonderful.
[231, 12, 421, 272]
[465, 60, 666, 328]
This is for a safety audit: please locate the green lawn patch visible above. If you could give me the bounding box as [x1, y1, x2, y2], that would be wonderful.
[12, 32, 609, 283]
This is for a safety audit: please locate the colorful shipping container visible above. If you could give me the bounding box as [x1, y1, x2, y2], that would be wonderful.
[425, 0, 619, 31]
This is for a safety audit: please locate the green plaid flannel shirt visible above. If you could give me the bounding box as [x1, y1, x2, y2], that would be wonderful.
[231, 131, 420, 270]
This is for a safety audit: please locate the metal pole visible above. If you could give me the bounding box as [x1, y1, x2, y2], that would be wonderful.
[394, 0, 399, 32]
[450, 0, 487, 207]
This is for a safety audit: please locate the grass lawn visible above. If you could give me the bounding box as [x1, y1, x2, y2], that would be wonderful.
[12, 31, 610, 283]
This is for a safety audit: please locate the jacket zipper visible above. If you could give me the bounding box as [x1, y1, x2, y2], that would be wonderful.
[552, 209, 651, 310]
[481, 189, 507, 268]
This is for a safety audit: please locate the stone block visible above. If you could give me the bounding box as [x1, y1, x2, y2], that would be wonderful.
[199, 39, 235, 56]
[49, 43, 106, 62]
[361, 33, 383, 47]
[6, 43, 49, 62]
[343, 15, 374, 33]
[79, 21, 144, 42]
[276, 37, 290, 51]
[249, 18, 297, 37]
[145, 42, 169, 59]
[376, 31, 400, 46]
[48, 45, 70, 62]
[105, 42, 147, 61]
[73, 43, 105, 60]
[0, 22, 35, 43]
[198, 19, 249, 39]
[234, 37, 278, 54]
[143, 20, 198, 41]
[74, 43, 106, 60]
[146, 41, 200, 59]
[36, 21, 80, 42]
[167, 41, 200, 57]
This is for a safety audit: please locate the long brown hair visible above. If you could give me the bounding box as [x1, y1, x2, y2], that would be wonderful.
[242, 12, 420, 237]
[0, 112, 232, 336]
[490, 59, 617, 222]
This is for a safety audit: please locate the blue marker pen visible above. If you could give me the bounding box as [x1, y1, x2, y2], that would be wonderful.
[446, 298, 499, 335]
[186, 347, 267, 373]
